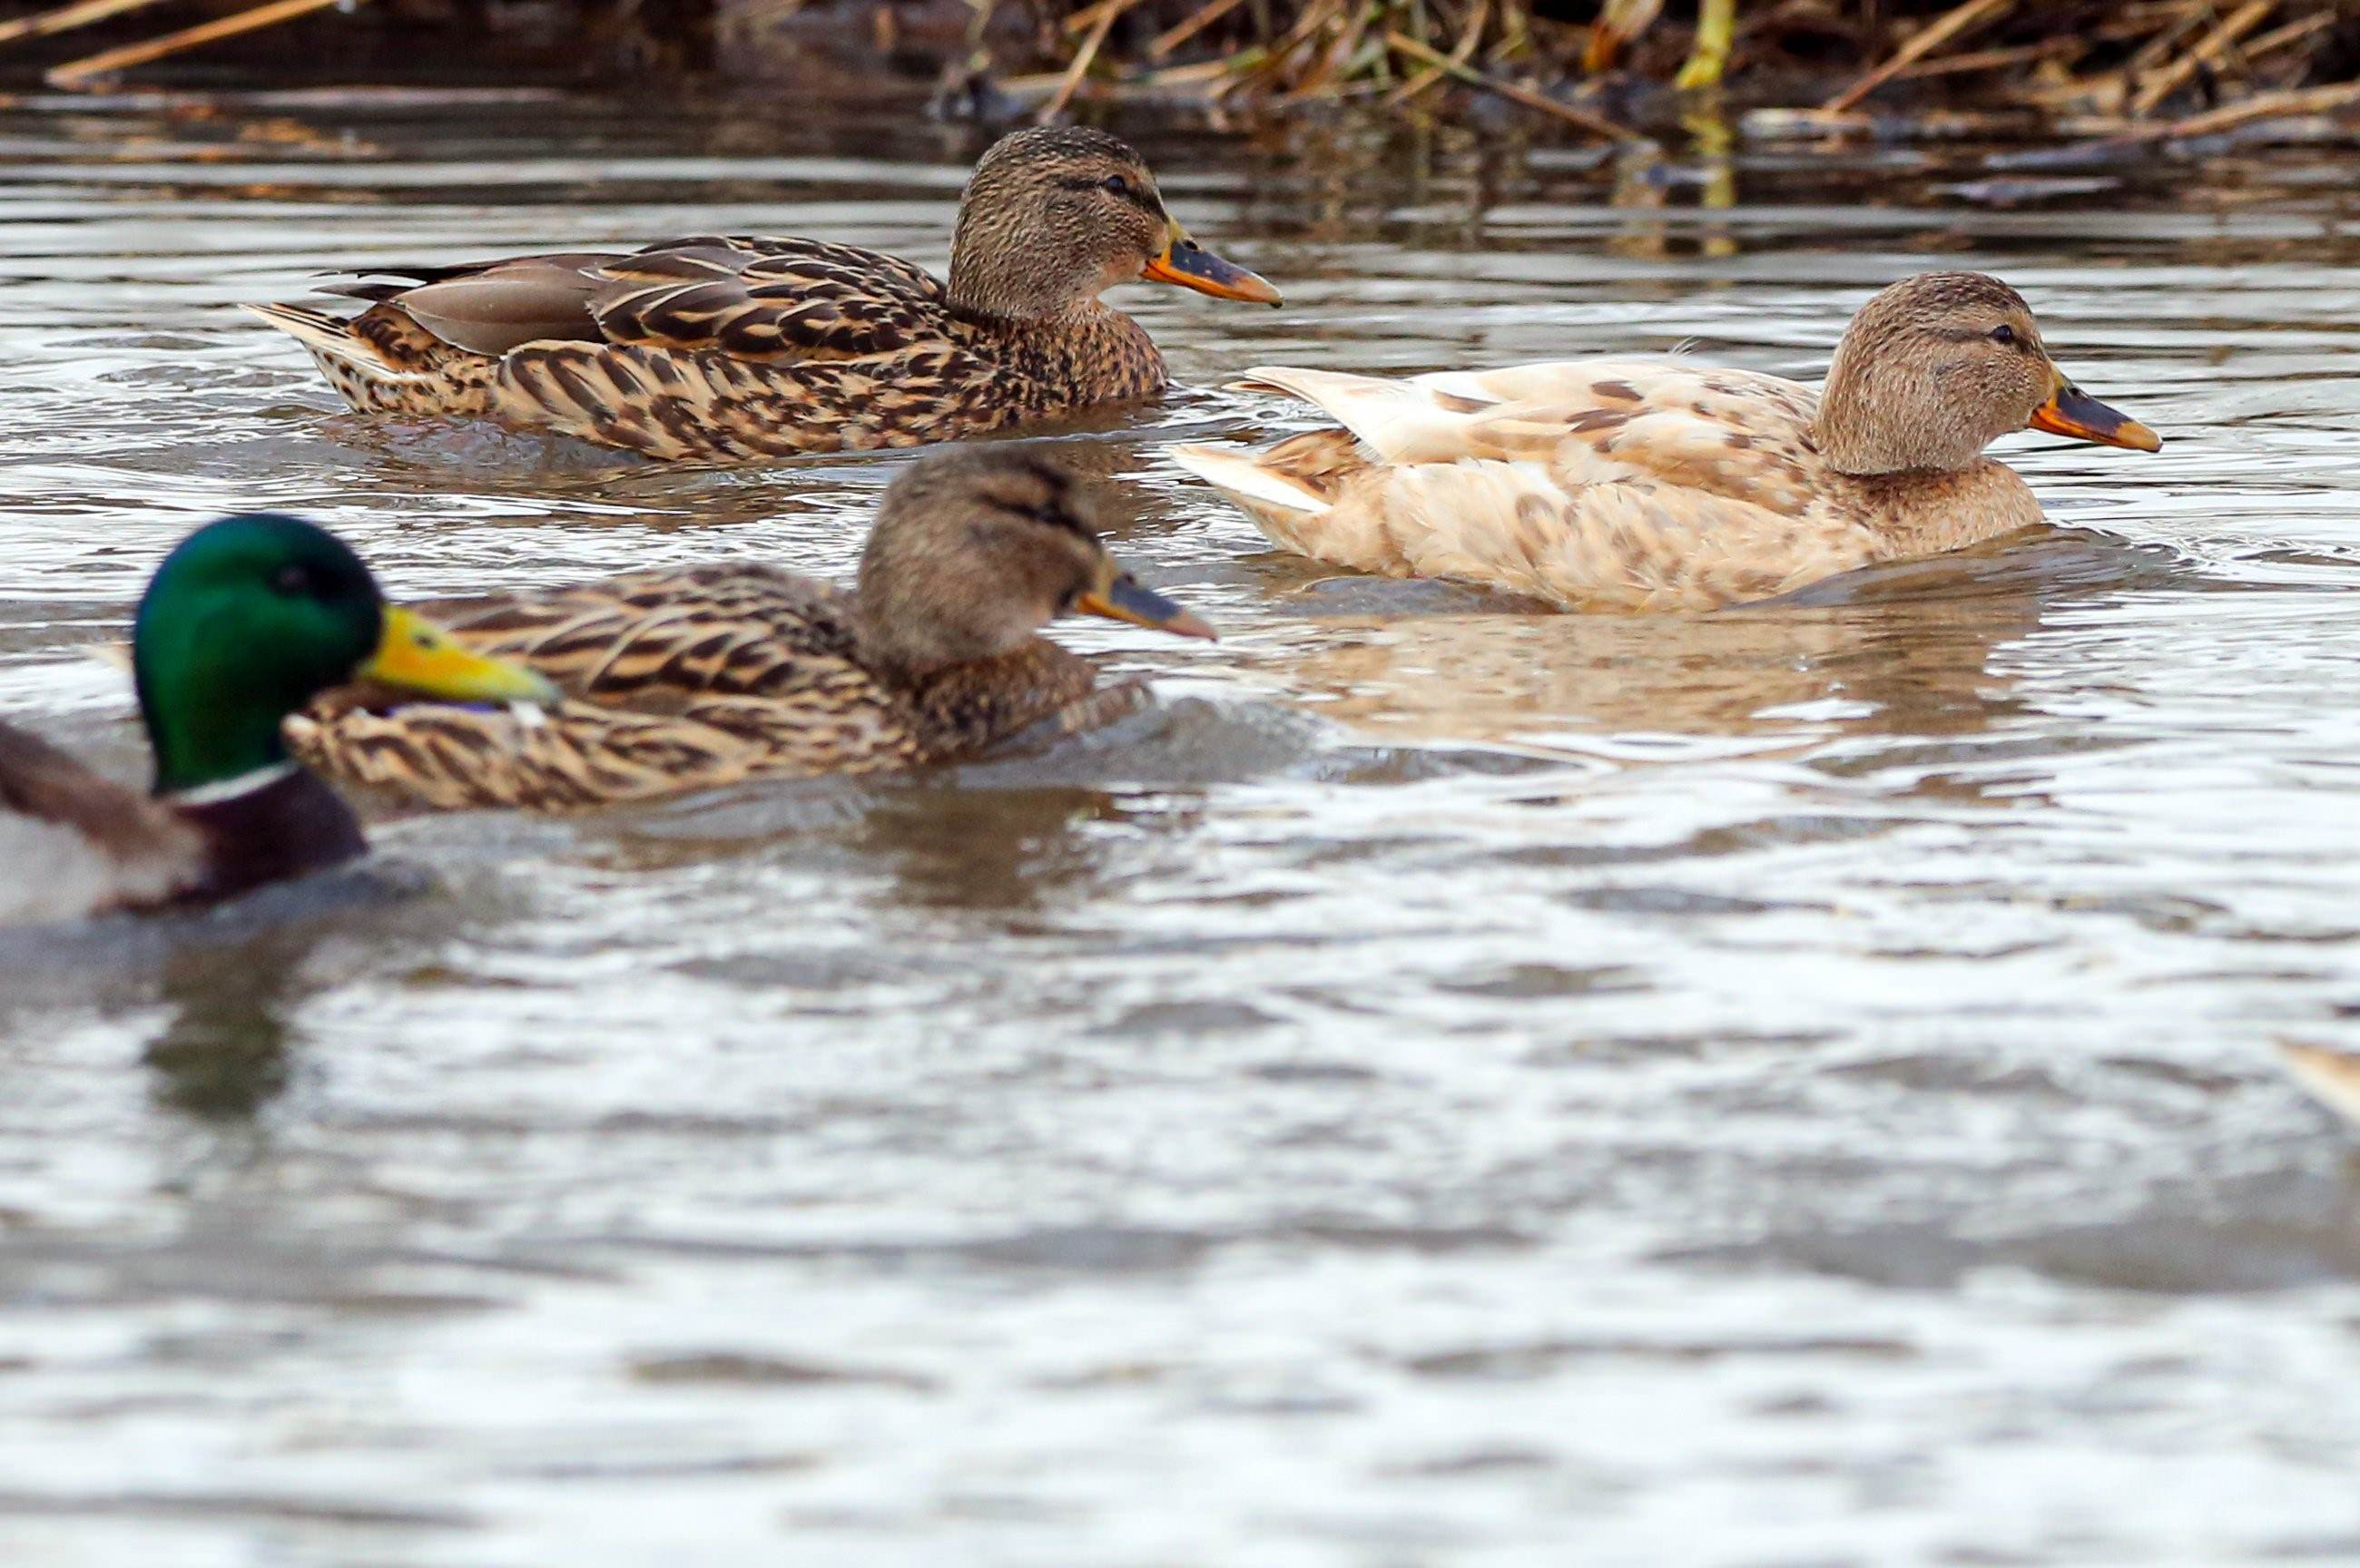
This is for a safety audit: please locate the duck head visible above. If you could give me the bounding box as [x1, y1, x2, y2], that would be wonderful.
[1817, 271, 2159, 476]
[854, 447, 1216, 678]
[947, 125, 1280, 321]
[133, 514, 556, 795]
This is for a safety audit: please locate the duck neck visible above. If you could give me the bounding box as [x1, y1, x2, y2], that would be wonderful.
[900, 642, 1100, 758]
[850, 607, 956, 698]
[947, 256, 1065, 324]
[848, 602, 1094, 749]
[166, 766, 368, 900]
[950, 296, 1165, 403]
[143, 683, 294, 798]
[1844, 461, 2045, 559]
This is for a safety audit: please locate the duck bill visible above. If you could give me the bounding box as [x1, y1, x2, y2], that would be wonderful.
[1077, 579, 1218, 642]
[362, 606, 561, 703]
[1142, 220, 1282, 307]
[2029, 374, 2161, 453]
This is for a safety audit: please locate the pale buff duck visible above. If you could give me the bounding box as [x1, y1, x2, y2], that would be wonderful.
[2280, 1043, 2360, 1129]
[1167, 272, 2159, 612]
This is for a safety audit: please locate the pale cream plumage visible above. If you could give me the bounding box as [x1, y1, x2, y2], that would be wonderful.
[1171, 272, 2159, 612]
[2280, 1043, 2360, 1129]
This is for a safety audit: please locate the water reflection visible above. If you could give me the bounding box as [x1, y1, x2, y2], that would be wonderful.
[854, 783, 1141, 913]
[141, 927, 314, 1119]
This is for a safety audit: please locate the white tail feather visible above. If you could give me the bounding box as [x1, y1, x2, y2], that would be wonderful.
[2282, 1042, 2360, 1127]
[1225, 366, 1472, 463]
[1165, 443, 1327, 518]
[1229, 363, 1567, 466]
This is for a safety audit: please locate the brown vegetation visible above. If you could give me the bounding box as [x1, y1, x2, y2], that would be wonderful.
[6, 0, 2360, 152]
[910, 0, 2360, 143]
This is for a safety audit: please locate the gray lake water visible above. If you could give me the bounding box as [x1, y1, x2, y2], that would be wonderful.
[2, 81, 2359, 1567]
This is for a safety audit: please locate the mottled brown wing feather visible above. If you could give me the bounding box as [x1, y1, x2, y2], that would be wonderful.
[290, 689, 924, 812]
[286, 563, 945, 810]
[491, 340, 1022, 460]
[586, 237, 955, 364]
[415, 564, 865, 701]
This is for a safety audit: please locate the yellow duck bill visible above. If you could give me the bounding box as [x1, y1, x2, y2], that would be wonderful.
[1142, 224, 1282, 308]
[362, 607, 562, 703]
[1077, 577, 1219, 641]
[2029, 377, 2161, 453]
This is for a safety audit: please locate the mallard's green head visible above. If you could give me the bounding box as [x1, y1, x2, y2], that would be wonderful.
[133, 514, 557, 794]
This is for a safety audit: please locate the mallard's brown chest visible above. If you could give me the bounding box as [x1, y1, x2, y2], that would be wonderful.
[969, 308, 1169, 410]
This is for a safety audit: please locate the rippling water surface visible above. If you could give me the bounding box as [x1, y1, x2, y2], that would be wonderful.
[3, 82, 2360, 1566]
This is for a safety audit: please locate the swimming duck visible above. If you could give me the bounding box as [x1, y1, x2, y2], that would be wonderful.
[244, 127, 1281, 461]
[285, 448, 1216, 809]
[2280, 1042, 2360, 1129]
[1168, 271, 2158, 612]
[0, 514, 556, 925]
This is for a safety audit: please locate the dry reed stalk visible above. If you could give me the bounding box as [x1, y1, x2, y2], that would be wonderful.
[0, 0, 179, 47]
[1750, 103, 2109, 140]
[2108, 0, 2209, 101]
[1279, 0, 1377, 103]
[1895, 37, 2083, 80]
[1383, 0, 1486, 106]
[1148, 0, 1248, 58]
[1136, 56, 1234, 84]
[1824, 0, 2019, 113]
[2130, 0, 2276, 116]
[48, 0, 359, 84]
[2020, 72, 2360, 157]
[2240, 8, 2337, 64]
[1582, 0, 1659, 73]
[1059, 0, 1146, 37]
[1039, 0, 1129, 118]
[1383, 28, 1629, 137]
[2159, 74, 2360, 136]
[1222, 0, 1345, 97]
[2087, 1, 2200, 42]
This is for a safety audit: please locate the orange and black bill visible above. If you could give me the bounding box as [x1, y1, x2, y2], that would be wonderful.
[2029, 375, 2161, 453]
[1077, 575, 1218, 642]
[1142, 223, 1282, 308]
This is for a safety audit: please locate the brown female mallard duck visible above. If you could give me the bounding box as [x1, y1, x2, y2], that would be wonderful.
[284, 449, 1215, 809]
[0, 514, 553, 926]
[1169, 272, 2159, 612]
[243, 127, 1280, 461]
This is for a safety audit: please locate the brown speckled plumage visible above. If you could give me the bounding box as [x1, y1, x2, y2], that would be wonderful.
[245, 129, 1278, 461]
[1169, 272, 2158, 612]
[285, 450, 1216, 809]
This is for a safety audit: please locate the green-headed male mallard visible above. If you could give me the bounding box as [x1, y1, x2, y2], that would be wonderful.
[0, 514, 556, 925]
[1170, 272, 2158, 612]
[287, 448, 1215, 809]
[244, 127, 1281, 462]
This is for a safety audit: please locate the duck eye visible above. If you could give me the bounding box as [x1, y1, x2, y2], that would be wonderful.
[1103, 174, 1132, 198]
[270, 564, 316, 597]
[1989, 324, 2018, 347]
